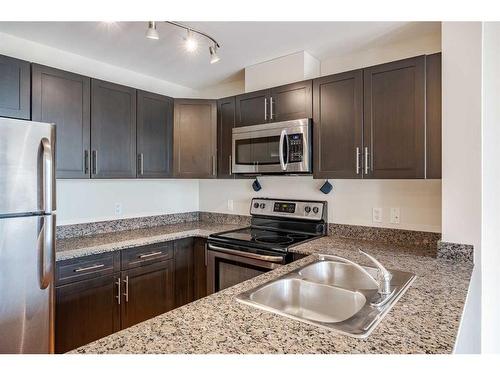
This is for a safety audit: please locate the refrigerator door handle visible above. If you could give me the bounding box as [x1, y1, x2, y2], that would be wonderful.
[41, 138, 55, 214]
[38, 215, 55, 290]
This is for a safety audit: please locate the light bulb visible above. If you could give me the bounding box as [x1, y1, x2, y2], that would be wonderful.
[184, 31, 198, 52]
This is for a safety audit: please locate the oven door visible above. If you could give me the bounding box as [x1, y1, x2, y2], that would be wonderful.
[232, 119, 311, 174]
[206, 243, 285, 294]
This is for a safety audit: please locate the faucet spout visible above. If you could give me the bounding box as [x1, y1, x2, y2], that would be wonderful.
[358, 250, 393, 296]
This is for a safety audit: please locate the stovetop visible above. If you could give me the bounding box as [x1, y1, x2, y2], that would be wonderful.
[208, 226, 320, 252]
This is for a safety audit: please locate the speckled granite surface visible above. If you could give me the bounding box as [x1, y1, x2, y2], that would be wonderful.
[437, 240, 474, 262]
[56, 221, 242, 261]
[71, 235, 472, 354]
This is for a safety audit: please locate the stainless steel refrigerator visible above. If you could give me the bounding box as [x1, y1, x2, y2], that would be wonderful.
[0, 117, 56, 354]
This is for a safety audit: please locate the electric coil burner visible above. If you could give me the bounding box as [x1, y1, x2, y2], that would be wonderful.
[207, 198, 328, 294]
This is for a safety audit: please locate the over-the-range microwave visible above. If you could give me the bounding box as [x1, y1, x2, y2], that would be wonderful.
[231, 118, 312, 174]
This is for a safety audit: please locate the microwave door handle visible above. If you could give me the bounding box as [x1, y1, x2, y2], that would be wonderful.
[279, 129, 287, 171]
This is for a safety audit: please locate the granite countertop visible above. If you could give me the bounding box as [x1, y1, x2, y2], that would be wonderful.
[70, 232, 473, 354]
[56, 221, 242, 261]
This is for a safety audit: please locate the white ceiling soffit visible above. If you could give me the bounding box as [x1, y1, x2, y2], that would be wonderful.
[0, 21, 440, 90]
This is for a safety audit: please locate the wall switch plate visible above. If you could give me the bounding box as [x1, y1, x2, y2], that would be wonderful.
[115, 203, 122, 215]
[390, 207, 401, 224]
[227, 199, 234, 211]
[372, 207, 382, 223]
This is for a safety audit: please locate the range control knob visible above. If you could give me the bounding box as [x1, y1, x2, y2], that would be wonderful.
[260, 203, 266, 209]
[313, 207, 319, 214]
[253, 202, 260, 209]
[304, 206, 311, 213]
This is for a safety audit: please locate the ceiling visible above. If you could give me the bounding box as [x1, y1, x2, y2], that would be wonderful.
[0, 21, 440, 90]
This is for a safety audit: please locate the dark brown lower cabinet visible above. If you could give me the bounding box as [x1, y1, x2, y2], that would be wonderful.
[173, 238, 195, 308]
[55, 274, 120, 354]
[120, 260, 174, 329]
[193, 238, 208, 300]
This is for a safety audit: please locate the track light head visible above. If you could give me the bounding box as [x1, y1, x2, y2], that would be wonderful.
[146, 21, 159, 40]
[184, 30, 198, 52]
[209, 45, 220, 64]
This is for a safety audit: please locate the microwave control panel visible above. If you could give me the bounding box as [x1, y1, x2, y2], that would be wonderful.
[288, 133, 303, 162]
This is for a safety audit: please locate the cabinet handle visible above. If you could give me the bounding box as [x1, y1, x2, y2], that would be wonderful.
[212, 155, 216, 176]
[229, 155, 232, 175]
[84, 150, 89, 174]
[364, 147, 369, 175]
[138, 153, 144, 175]
[270, 96, 274, 120]
[74, 264, 105, 273]
[123, 275, 129, 303]
[92, 150, 97, 175]
[116, 277, 121, 305]
[139, 251, 162, 259]
[355, 147, 360, 175]
[264, 98, 267, 121]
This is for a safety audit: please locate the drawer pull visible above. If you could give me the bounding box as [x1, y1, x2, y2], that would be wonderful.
[74, 264, 105, 273]
[139, 251, 162, 259]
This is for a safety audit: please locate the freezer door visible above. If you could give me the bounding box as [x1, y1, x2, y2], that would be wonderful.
[0, 214, 55, 354]
[0, 117, 56, 216]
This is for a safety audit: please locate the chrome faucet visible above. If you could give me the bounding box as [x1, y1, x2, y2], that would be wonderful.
[326, 250, 394, 306]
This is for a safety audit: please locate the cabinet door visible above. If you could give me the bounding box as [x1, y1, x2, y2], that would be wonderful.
[234, 89, 269, 127]
[55, 274, 120, 353]
[32, 64, 91, 179]
[313, 70, 363, 179]
[173, 99, 217, 178]
[270, 80, 312, 122]
[120, 260, 174, 330]
[137, 90, 174, 178]
[193, 238, 208, 300]
[0, 54, 30, 120]
[363, 56, 425, 179]
[217, 97, 235, 178]
[173, 237, 194, 308]
[426, 53, 442, 179]
[91, 79, 137, 178]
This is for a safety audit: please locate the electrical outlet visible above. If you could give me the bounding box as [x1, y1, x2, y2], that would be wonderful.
[115, 203, 122, 216]
[390, 207, 401, 224]
[227, 199, 234, 211]
[372, 208, 382, 223]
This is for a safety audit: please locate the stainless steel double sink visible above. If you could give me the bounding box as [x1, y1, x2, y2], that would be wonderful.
[236, 254, 416, 338]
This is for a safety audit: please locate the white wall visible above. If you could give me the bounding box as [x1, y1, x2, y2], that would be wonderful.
[441, 22, 482, 354]
[481, 21, 500, 354]
[57, 180, 199, 225]
[244, 51, 320, 92]
[200, 177, 441, 232]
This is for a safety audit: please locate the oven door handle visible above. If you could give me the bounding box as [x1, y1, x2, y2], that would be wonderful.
[207, 244, 285, 263]
[279, 129, 288, 171]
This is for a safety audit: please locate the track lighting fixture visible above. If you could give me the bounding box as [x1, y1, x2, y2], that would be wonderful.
[145, 21, 221, 63]
[145, 21, 159, 40]
[209, 45, 220, 64]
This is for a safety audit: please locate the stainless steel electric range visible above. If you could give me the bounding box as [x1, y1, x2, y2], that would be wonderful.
[207, 198, 327, 294]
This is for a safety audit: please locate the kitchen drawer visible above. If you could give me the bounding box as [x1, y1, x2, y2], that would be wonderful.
[56, 252, 120, 286]
[121, 242, 173, 270]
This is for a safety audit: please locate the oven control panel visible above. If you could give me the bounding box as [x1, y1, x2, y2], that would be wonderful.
[250, 198, 326, 221]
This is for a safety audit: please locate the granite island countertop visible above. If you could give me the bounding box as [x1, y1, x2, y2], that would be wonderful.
[56, 221, 243, 261]
[69, 232, 473, 354]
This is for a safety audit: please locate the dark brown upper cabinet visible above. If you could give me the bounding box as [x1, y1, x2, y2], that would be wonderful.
[32, 64, 91, 179]
[363, 55, 426, 179]
[234, 80, 312, 127]
[173, 99, 217, 178]
[120, 260, 174, 330]
[136, 90, 174, 178]
[217, 96, 235, 178]
[91, 79, 137, 178]
[234, 89, 269, 127]
[270, 80, 312, 122]
[313, 70, 363, 179]
[0, 54, 30, 120]
[426, 53, 442, 179]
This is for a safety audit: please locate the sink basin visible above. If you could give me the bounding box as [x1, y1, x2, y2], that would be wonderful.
[298, 260, 378, 290]
[236, 254, 416, 338]
[248, 278, 366, 323]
